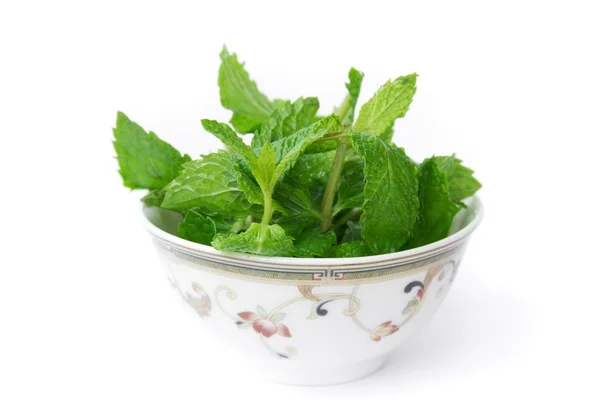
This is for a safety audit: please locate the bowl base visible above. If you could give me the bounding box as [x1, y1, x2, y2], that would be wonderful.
[262, 356, 388, 386]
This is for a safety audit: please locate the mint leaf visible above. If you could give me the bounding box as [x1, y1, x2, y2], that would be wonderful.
[353, 73, 417, 137]
[349, 131, 419, 254]
[218, 47, 275, 133]
[275, 216, 319, 238]
[334, 241, 369, 258]
[304, 140, 338, 154]
[212, 223, 295, 256]
[336, 68, 364, 126]
[141, 188, 166, 207]
[273, 184, 321, 219]
[286, 151, 336, 187]
[236, 171, 264, 206]
[252, 97, 320, 149]
[113, 112, 190, 190]
[178, 208, 231, 245]
[333, 158, 364, 216]
[224, 149, 287, 214]
[244, 143, 289, 215]
[380, 126, 395, 143]
[201, 119, 258, 170]
[271, 115, 343, 183]
[405, 158, 461, 248]
[161, 151, 255, 217]
[202, 119, 286, 196]
[272, 183, 322, 236]
[432, 155, 482, 206]
[294, 227, 337, 257]
[254, 142, 277, 192]
[228, 114, 264, 134]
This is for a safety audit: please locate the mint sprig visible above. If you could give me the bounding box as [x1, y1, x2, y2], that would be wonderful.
[114, 48, 481, 257]
[113, 112, 190, 190]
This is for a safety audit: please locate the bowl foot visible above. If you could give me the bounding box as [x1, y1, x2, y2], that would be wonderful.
[261, 356, 389, 386]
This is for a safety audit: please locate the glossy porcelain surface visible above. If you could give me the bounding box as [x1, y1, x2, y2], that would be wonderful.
[143, 197, 482, 385]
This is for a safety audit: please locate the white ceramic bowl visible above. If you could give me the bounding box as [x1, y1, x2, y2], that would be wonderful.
[142, 197, 483, 385]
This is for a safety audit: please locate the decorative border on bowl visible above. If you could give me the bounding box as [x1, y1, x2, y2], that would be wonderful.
[152, 236, 467, 285]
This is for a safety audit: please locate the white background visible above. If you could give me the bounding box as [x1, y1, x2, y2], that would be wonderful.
[1, 0, 599, 398]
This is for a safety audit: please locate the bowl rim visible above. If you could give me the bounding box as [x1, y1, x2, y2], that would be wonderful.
[142, 196, 483, 269]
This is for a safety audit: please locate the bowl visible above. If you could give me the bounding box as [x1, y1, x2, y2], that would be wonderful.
[142, 197, 483, 385]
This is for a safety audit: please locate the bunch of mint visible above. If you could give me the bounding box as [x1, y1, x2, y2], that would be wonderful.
[114, 47, 481, 258]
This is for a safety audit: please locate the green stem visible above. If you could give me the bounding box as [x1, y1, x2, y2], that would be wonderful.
[261, 191, 273, 226]
[320, 139, 347, 233]
[230, 215, 254, 233]
[258, 191, 273, 254]
[230, 220, 245, 234]
[333, 208, 362, 230]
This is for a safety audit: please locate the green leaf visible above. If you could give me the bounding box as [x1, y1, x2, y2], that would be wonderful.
[341, 221, 363, 243]
[432, 155, 482, 206]
[235, 171, 263, 206]
[200, 119, 294, 223]
[271, 115, 343, 184]
[334, 241, 370, 258]
[304, 140, 338, 154]
[404, 158, 461, 248]
[178, 208, 230, 245]
[252, 97, 320, 149]
[212, 223, 295, 256]
[229, 153, 286, 214]
[141, 188, 166, 207]
[113, 112, 190, 190]
[349, 131, 419, 254]
[275, 216, 318, 238]
[270, 313, 286, 322]
[254, 142, 277, 192]
[353, 73, 417, 137]
[333, 158, 364, 215]
[218, 47, 275, 133]
[257, 305, 268, 318]
[201, 120, 290, 199]
[201, 119, 258, 169]
[380, 125, 395, 144]
[273, 184, 321, 219]
[161, 151, 255, 217]
[228, 114, 264, 134]
[336, 68, 364, 126]
[293, 227, 337, 258]
[286, 151, 336, 187]
[272, 183, 322, 236]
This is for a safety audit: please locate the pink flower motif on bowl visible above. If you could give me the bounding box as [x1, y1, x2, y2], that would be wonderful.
[370, 321, 400, 341]
[238, 310, 292, 338]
